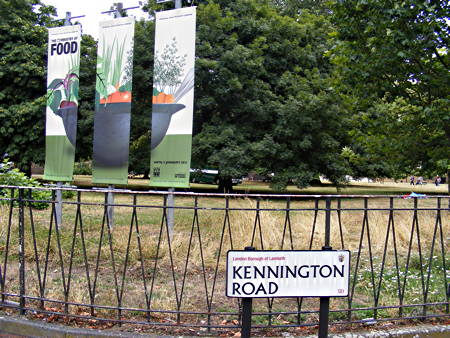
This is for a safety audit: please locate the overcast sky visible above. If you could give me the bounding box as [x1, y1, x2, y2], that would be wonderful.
[42, 0, 150, 39]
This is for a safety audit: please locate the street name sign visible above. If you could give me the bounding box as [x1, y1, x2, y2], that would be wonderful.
[226, 250, 350, 298]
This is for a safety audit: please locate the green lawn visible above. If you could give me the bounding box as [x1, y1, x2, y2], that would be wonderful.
[34, 174, 449, 195]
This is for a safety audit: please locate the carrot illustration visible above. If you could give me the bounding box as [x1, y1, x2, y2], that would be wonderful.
[152, 92, 175, 104]
[99, 91, 132, 104]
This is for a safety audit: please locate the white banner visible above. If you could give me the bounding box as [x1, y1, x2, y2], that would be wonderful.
[227, 250, 350, 298]
[44, 25, 81, 181]
[150, 7, 196, 188]
[45, 25, 81, 137]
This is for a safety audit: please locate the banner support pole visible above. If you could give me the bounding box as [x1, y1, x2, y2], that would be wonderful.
[166, 0, 180, 238]
[107, 185, 114, 229]
[55, 181, 63, 226]
[167, 188, 174, 238]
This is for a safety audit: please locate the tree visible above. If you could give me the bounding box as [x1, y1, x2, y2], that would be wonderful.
[272, 0, 333, 16]
[128, 19, 155, 178]
[76, 34, 97, 162]
[191, 0, 349, 190]
[0, 0, 59, 175]
[331, 0, 450, 188]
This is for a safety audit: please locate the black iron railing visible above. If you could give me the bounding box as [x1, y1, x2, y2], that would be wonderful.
[0, 185, 448, 333]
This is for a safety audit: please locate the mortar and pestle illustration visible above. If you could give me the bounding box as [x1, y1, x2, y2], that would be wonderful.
[55, 105, 78, 147]
[93, 101, 131, 167]
[151, 103, 185, 149]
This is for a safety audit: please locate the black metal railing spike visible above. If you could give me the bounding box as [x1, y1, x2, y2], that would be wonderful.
[413, 198, 426, 318]
[425, 196, 441, 316]
[251, 198, 263, 249]
[179, 196, 197, 311]
[163, 195, 181, 323]
[148, 195, 167, 311]
[92, 195, 108, 311]
[42, 190, 55, 310]
[28, 188, 44, 310]
[390, 197, 402, 318]
[363, 198, 377, 320]
[65, 191, 79, 314]
[195, 197, 212, 325]
[281, 197, 293, 250]
[18, 188, 25, 315]
[337, 199, 345, 249]
[104, 192, 121, 322]
[308, 199, 319, 250]
[375, 197, 393, 319]
[348, 198, 367, 322]
[76, 191, 95, 316]
[400, 198, 418, 318]
[1, 188, 14, 304]
[435, 198, 449, 314]
[53, 188, 69, 310]
[117, 193, 136, 322]
[133, 194, 151, 321]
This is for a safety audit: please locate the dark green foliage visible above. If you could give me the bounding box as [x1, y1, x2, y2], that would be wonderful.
[76, 34, 97, 161]
[128, 19, 155, 176]
[331, 0, 450, 181]
[192, 0, 349, 188]
[0, 0, 59, 174]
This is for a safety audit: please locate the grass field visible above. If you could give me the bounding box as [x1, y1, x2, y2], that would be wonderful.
[35, 174, 449, 195]
[0, 182, 448, 333]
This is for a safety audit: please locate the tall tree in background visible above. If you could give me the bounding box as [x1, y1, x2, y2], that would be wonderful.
[331, 0, 449, 186]
[128, 19, 155, 178]
[190, 0, 349, 190]
[0, 0, 58, 174]
[76, 33, 97, 162]
[0, 0, 99, 175]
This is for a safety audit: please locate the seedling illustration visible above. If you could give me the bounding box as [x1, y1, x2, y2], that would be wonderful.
[96, 35, 133, 104]
[151, 38, 194, 149]
[46, 66, 79, 113]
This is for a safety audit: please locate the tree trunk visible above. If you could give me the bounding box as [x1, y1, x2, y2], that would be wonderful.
[218, 177, 233, 193]
[143, 169, 150, 180]
[447, 169, 449, 196]
[19, 162, 32, 178]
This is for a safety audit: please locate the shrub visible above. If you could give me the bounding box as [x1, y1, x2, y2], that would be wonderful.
[73, 160, 92, 175]
[0, 159, 51, 209]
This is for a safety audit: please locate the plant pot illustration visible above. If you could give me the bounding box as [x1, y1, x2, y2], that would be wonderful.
[151, 103, 185, 150]
[93, 102, 131, 167]
[55, 105, 77, 147]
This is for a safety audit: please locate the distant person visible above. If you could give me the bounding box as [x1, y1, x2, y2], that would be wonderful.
[416, 176, 423, 185]
[410, 176, 415, 185]
[435, 176, 441, 186]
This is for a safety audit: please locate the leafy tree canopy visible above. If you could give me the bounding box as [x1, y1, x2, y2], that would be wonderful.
[331, 0, 449, 181]
[0, 0, 59, 174]
[189, 0, 349, 189]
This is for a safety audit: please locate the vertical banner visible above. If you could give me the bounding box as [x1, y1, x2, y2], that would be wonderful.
[44, 25, 81, 182]
[150, 7, 196, 188]
[92, 17, 135, 185]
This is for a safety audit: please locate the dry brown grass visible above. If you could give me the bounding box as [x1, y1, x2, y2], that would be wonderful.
[0, 192, 448, 327]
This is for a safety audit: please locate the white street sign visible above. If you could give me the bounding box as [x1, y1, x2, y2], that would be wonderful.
[226, 250, 350, 298]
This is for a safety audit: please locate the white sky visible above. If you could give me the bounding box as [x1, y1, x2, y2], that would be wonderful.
[41, 0, 151, 39]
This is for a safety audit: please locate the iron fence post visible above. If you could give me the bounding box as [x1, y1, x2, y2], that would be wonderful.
[18, 188, 26, 315]
[319, 197, 332, 338]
